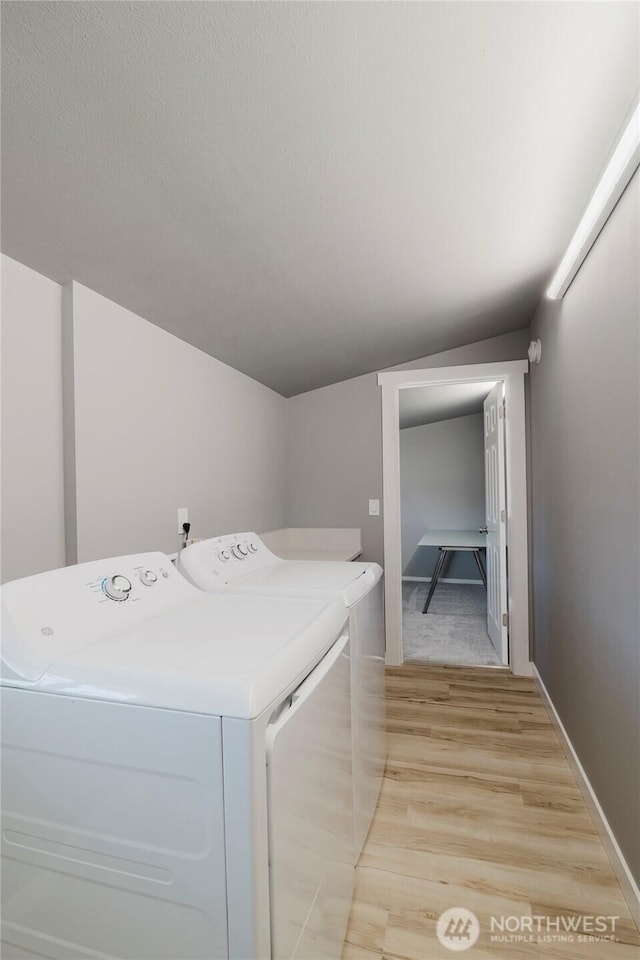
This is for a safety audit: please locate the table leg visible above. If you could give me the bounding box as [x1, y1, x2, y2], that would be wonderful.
[473, 549, 487, 589]
[422, 548, 448, 614]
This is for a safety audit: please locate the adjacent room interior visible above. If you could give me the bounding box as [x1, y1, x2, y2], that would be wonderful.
[400, 380, 503, 667]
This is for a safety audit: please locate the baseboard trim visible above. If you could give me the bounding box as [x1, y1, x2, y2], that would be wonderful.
[402, 576, 484, 586]
[532, 664, 640, 928]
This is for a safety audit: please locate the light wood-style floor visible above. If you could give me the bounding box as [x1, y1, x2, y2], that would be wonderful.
[343, 664, 639, 959]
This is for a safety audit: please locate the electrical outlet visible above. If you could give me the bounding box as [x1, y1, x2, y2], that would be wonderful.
[369, 498, 380, 517]
[177, 507, 189, 533]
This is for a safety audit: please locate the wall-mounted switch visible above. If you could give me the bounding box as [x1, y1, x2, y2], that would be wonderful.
[368, 499, 380, 517]
[177, 507, 189, 533]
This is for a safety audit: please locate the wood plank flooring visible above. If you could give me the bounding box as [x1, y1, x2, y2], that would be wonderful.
[343, 664, 639, 959]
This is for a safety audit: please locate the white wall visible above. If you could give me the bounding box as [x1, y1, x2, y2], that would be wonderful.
[1, 255, 65, 581]
[400, 414, 485, 580]
[65, 282, 288, 562]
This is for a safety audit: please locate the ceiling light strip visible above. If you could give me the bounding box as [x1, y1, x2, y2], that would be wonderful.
[546, 102, 640, 300]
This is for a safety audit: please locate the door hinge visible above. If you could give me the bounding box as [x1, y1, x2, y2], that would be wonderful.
[500, 509, 506, 523]
[499, 401, 505, 419]
[502, 613, 509, 628]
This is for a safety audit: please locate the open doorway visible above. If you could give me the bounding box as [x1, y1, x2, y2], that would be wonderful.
[378, 360, 530, 676]
[399, 379, 505, 667]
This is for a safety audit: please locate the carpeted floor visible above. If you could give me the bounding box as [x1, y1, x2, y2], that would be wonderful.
[402, 581, 501, 666]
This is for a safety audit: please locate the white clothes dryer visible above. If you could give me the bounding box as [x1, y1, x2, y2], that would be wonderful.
[1, 553, 352, 960]
[177, 532, 386, 856]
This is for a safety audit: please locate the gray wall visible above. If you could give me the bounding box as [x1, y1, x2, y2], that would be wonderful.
[66, 282, 288, 562]
[287, 328, 530, 565]
[529, 171, 640, 884]
[1, 262, 289, 580]
[1, 255, 66, 581]
[401, 414, 485, 580]
[1, 254, 528, 581]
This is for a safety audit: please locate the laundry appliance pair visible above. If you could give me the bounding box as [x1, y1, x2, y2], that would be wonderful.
[0, 534, 385, 960]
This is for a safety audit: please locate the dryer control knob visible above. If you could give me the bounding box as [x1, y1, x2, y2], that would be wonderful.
[248, 543, 258, 553]
[103, 575, 132, 601]
[219, 549, 232, 562]
[139, 570, 158, 587]
[231, 545, 246, 559]
[237, 544, 249, 556]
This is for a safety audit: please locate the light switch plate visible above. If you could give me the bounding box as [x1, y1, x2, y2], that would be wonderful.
[368, 499, 380, 517]
[177, 507, 189, 533]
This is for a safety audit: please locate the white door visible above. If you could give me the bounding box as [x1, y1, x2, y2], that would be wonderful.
[484, 383, 509, 664]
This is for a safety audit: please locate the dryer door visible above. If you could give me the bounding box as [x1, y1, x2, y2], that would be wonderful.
[266, 634, 353, 960]
[350, 576, 386, 858]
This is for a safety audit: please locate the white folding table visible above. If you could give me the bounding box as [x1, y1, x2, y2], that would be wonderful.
[417, 530, 487, 614]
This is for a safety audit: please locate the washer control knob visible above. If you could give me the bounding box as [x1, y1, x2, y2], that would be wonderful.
[237, 544, 249, 556]
[248, 543, 258, 553]
[219, 549, 231, 562]
[139, 569, 158, 587]
[103, 575, 132, 601]
[231, 545, 245, 560]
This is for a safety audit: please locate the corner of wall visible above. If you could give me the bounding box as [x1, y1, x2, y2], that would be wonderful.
[61, 280, 78, 565]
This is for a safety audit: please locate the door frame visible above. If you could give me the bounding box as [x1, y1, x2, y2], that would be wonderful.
[378, 360, 531, 676]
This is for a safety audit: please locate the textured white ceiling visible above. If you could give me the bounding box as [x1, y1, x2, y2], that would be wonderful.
[2, 2, 639, 396]
[399, 381, 497, 430]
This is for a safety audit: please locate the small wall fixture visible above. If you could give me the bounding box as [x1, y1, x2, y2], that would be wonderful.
[546, 102, 640, 300]
[528, 339, 542, 364]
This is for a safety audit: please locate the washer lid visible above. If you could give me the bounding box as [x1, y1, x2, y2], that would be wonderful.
[228, 561, 383, 607]
[1, 552, 193, 683]
[1, 553, 347, 719]
[10, 593, 347, 719]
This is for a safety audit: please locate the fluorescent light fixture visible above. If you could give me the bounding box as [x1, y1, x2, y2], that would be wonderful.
[547, 102, 640, 300]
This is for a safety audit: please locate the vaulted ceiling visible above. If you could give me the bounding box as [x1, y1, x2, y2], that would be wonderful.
[399, 382, 497, 430]
[2, 2, 638, 395]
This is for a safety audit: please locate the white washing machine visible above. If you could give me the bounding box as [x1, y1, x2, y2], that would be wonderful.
[0, 552, 353, 960]
[177, 533, 386, 857]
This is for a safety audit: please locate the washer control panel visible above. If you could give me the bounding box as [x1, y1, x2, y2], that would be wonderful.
[99, 567, 160, 601]
[83, 560, 172, 605]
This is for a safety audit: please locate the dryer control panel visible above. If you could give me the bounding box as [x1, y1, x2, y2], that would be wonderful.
[1, 552, 199, 683]
[177, 533, 280, 591]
